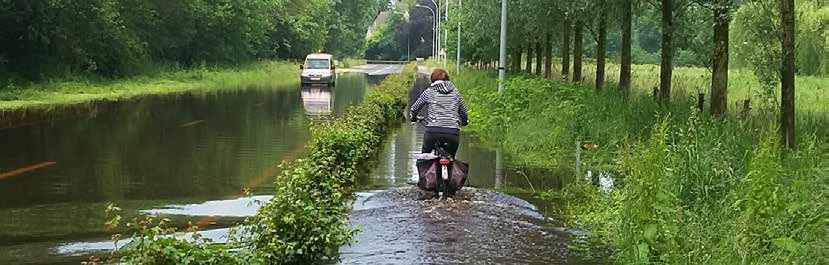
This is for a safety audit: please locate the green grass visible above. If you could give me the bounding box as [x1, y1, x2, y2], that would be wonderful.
[451, 66, 827, 264]
[0, 61, 301, 112]
[535, 61, 828, 113]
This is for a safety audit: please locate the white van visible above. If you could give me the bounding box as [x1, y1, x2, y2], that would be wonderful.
[300, 53, 336, 86]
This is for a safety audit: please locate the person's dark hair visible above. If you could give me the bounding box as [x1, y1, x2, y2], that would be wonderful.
[430, 69, 450, 82]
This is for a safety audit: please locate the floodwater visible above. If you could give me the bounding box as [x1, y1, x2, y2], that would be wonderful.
[0, 67, 597, 264]
[339, 119, 594, 265]
[0, 74, 370, 264]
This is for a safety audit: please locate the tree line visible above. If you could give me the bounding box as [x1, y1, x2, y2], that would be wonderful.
[0, 0, 389, 80]
[373, 0, 826, 148]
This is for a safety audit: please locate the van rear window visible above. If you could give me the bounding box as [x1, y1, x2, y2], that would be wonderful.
[305, 59, 330, 69]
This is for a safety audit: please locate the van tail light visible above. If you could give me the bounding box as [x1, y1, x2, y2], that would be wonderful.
[439, 159, 451, 165]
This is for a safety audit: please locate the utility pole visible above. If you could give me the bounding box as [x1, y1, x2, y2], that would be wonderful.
[456, 0, 462, 74]
[444, 0, 449, 67]
[497, 0, 508, 94]
[431, 0, 440, 60]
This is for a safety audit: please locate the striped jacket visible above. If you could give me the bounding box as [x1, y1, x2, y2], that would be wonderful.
[410, 80, 469, 134]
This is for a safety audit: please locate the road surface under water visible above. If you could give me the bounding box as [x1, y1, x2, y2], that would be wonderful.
[338, 98, 594, 264]
[0, 72, 374, 264]
[0, 65, 596, 264]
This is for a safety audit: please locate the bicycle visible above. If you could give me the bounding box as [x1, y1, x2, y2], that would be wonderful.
[413, 117, 465, 199]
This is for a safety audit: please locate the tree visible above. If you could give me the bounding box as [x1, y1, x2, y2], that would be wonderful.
[535, 39, 543, 75]
[659, 0, 675, 102]
[544, 30, 553, 78]
[595, 1, 608, 90]
[526, 38, 534, 73]
[780, 0, 796, 148]
[620, 0, 633, 94]
[573, 20, 584, 82]
[561, 15, 572, 80]
[710, 0, 732, 115]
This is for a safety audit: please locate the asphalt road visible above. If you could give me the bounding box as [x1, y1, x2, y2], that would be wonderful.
[342, 64, 406, 76]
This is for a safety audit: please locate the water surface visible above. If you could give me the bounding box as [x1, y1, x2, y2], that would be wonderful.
[0, 74, 370, 264]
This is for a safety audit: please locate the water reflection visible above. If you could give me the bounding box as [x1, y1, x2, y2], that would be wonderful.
[301, 86, 333, 118]
[357, 123, 567, 194]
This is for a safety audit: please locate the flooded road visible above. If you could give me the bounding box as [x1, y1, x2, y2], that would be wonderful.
[339, 122, 592, 265]
[0, 73, 372, 264]
[0, 66, 595, 264]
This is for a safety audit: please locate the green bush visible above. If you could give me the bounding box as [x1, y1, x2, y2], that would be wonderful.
[245, 69, 410, 263]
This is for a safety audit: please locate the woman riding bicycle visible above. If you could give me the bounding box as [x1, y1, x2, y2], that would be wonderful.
[410, 69, 468, 157]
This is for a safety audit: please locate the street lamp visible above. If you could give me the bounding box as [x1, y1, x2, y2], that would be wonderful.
[456, 0, 461, 74]
[414, 4, 437, 59]
[444, 0, 449, 67]
[430, 0, 441, 61]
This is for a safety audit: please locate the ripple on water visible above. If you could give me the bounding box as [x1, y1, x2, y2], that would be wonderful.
[340, 186, 596, 265]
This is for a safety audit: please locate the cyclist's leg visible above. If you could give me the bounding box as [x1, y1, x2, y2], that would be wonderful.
[441, 133, 460, 157]
[421, 132, 437, 153]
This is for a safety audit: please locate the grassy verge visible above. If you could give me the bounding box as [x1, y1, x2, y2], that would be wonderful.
[451, 68, 827, 264]
[425, 59, 827, 113]
[0, 61, 301, 112]
[102, 65, 414, 264]
[573, 62, 828, 113]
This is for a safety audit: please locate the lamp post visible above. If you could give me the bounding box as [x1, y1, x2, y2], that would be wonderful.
[414, 4, 437, 59]
[498, 0, 508, 94]
[456, 0, 462, 74]
[444, 0, 449, 67]
[431, 0, 440, 60]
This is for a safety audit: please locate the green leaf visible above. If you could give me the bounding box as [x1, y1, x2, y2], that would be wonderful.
[771, 237, 802, 253]
[643, 224, 658, 242]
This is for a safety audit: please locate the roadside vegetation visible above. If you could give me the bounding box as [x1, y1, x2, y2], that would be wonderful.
[451, 68, 827, 264]
[0, 61, 300, 111]
[397, 0, 827, 261]
[102, 66, 413, 264]
[0, 0, 389, 110]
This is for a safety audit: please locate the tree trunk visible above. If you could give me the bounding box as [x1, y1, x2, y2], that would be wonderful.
[573, 20, 584, 82]
[710, 1, 730, 115]
[526, 38, 533, 74]
[620, 0, 632, 94]
[535, 39, 542, 75]
[512, 43, 522, 72]
[780, 0, 796, 149]
[561, 17, 571, 80]
[659, 0, 674, 102]
[596, 4, 607, 90]
[545, 30, 552, 79]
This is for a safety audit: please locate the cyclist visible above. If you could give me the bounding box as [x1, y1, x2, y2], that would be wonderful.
[410, 69, 468, 157]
